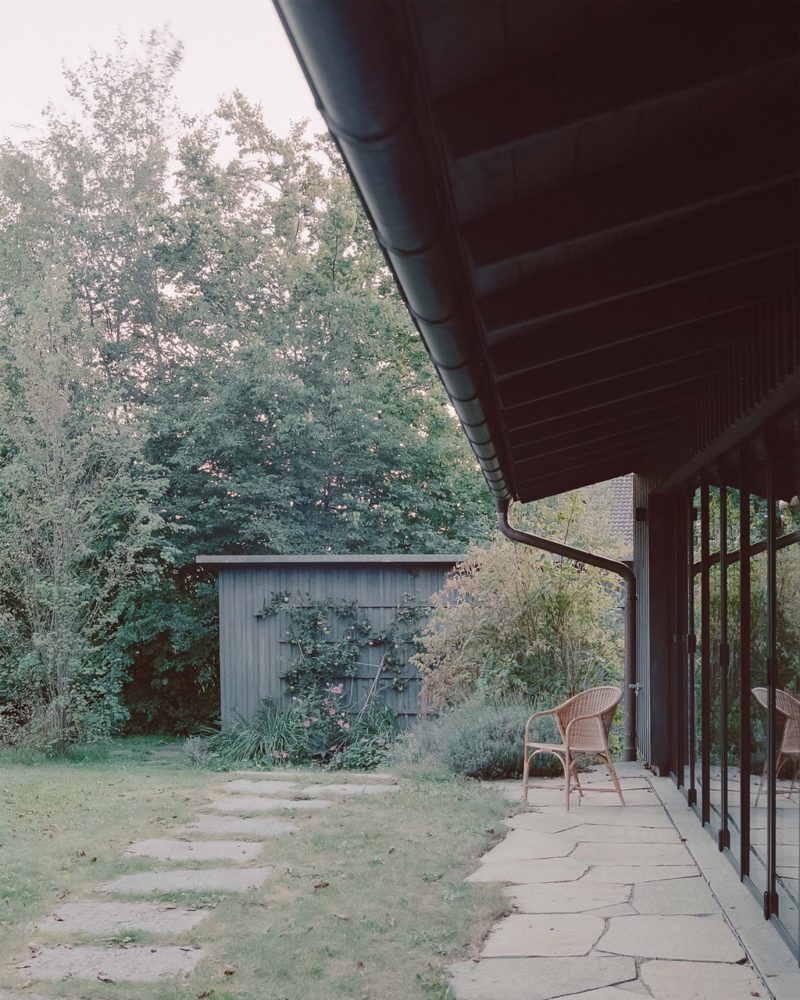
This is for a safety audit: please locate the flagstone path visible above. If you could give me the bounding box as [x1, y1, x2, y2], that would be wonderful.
[6, 767, 399, 991]
[448, 766, 799, 1000]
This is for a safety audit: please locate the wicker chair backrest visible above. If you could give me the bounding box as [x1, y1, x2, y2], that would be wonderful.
[752, 687, 800, 754]
[554, 685, 622, 751]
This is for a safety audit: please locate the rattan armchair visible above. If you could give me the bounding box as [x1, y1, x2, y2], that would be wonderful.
[523, 685, 625, 810]
[752, 687, 800, 805]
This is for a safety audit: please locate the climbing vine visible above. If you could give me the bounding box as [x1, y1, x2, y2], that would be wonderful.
[257, 593, 428, 703]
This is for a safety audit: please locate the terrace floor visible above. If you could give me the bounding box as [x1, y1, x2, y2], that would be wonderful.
[449, 764, 800, 1000]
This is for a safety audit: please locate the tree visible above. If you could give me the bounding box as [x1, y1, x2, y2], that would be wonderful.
[0, 31, 492, 738]
[0, 264, 166, 748]
[414, 483, 627, 710]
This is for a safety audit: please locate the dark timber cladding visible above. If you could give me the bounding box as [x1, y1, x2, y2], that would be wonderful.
[197, 555, 462, 728]
[274, 0, 800, 504]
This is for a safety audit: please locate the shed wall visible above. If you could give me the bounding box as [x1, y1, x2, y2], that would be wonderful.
[217, 561, 458, 728]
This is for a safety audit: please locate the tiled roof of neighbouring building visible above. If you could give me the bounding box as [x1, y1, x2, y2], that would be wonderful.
[609, 475, 634, 555]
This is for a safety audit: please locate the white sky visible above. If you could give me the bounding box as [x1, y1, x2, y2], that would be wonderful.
[0, 0, 324, 141]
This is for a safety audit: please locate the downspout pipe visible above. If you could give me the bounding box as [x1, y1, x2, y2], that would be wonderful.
[497, 501, 637, 762]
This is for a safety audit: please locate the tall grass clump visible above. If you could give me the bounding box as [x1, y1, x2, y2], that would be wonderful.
[389, 693, 562, 781]
[187, 684, 398, 771]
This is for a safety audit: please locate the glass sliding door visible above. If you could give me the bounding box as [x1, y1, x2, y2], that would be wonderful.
[773, 420, 800, 951]
[692, 484, 704, 815]
[708, 482, 724, 833]
[671, 407, 800, 961]
[748, 459, 770, 901]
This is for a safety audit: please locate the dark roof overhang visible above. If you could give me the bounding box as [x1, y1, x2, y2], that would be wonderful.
[275, 1, 800, 503]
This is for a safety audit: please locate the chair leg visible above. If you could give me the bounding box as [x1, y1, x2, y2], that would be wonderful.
[572, 759, 584, 798]
[522, 748, 531, 804]
[604, 754, 626, 807]
[564, 751, 572, 811]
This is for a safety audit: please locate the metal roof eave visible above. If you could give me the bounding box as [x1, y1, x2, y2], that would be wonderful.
[273, 0, 514, 508]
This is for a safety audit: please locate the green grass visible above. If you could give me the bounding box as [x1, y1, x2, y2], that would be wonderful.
[0, 738, 511, 999]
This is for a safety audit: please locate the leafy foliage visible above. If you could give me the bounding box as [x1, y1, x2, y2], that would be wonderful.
[261, 593, 427, 702]
[0, 31, 492, 742]
[0, 262, 167, 749]
[414, 485, 627, 710]
[189, 684, 398, 771]
[390, 693, 562, 780]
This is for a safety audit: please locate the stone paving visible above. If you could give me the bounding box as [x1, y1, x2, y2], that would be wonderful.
[448, 765, 798, 1000]
[4, 765, 399, 992]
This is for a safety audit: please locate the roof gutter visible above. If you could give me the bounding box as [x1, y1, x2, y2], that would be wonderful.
[273, 0, 512, 503]
[497, 500, 637, 762]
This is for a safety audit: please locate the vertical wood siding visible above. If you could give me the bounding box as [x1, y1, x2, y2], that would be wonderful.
[216, 560, 459, 728]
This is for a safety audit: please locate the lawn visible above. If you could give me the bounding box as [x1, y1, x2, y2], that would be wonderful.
[0, 739, 510, 999]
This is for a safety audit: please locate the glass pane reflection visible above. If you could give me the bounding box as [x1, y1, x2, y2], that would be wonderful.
[775, 501, 800, 934]
[726, 486, 742, 862]
[709, 485, 723, 821]
[749, 495, 769, 893]
[693, 486, 703, 806]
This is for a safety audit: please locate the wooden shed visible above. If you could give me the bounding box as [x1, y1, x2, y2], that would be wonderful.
[197, 554, 463, 728]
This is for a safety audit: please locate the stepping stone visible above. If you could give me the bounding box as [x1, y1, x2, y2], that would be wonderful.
[176, 815, 299, 838]
[599, 914, 746, 962]
[125, 838, 263, 862]
[36, 901, 208, 935]
[327, 771, 396, 782]
[300, 783, 400, 796]
[586, 865, 697, 884]
[207, 795, 331, 813]
[99, 867, 273, 894]
[19, 944, 205, 982]
[572, 842, 690, 866]
[221, 779, 301, 795]
[466, 858, 588, 884]
[506, 881, 630, 914]
[568, 823, 681, 844]
[632, 876, 718, 915]
[232, 769, 396, 781]
[479, 830, 575, 862]
[481, 913, 605, 957]
[640, 959, 765, 999]
[0, 993, 60, 999]
[447, 955, 636, 1000]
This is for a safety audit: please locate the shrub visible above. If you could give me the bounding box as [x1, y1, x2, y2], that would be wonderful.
[389, 693, 562, 781]
[414, 488, 626, 710]
[188, 683, 398, 771]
